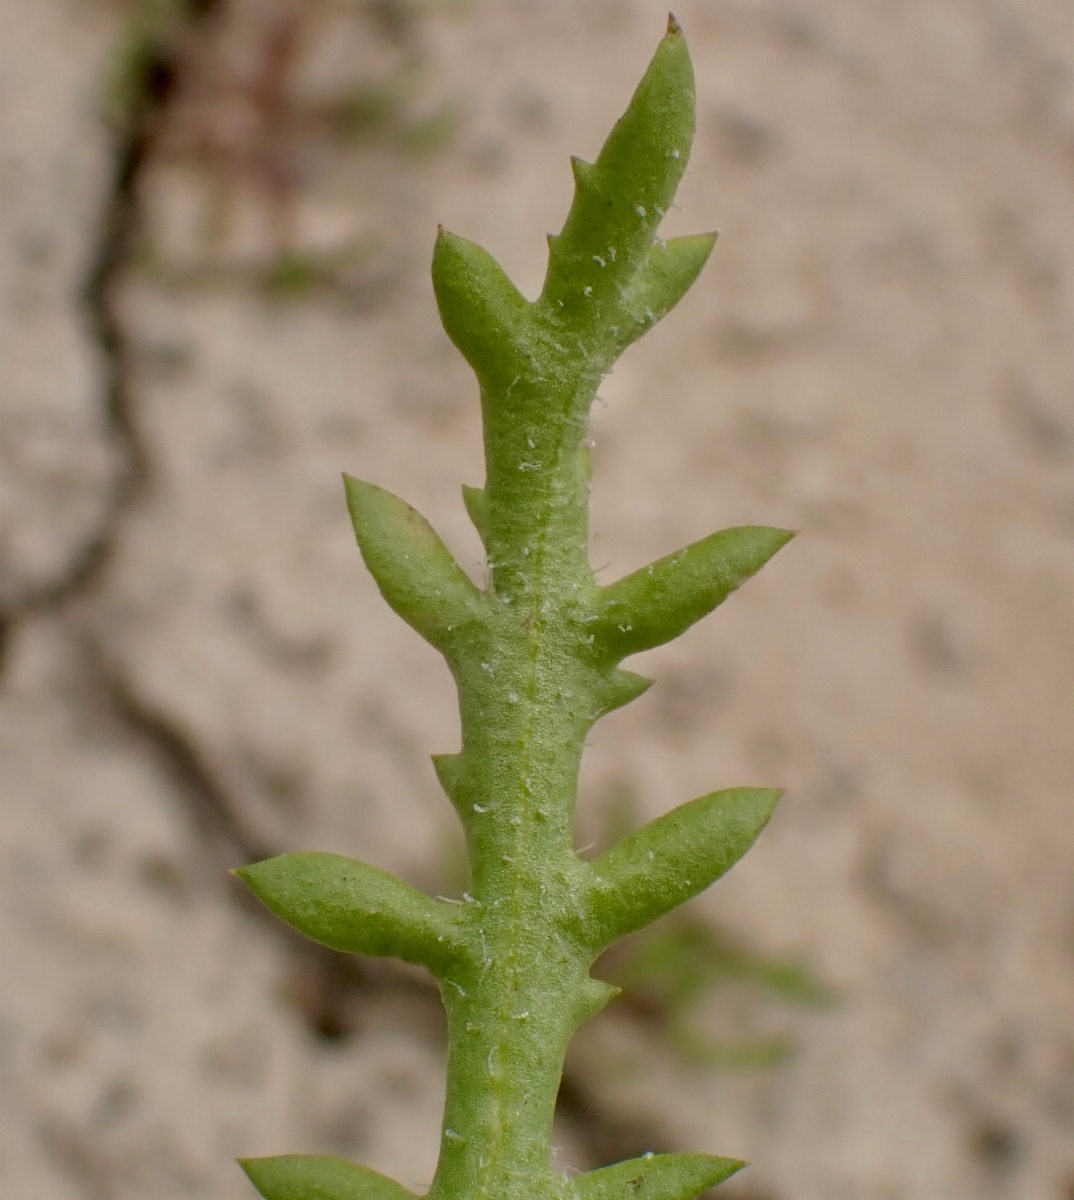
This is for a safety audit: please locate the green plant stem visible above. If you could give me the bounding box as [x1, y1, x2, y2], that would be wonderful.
[237, 19, 793, 1200]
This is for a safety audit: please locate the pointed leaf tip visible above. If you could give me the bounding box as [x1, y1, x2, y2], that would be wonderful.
[541, 19, 696, 318]
[571, 156, 598, 189]
[618, 231, 718, 349]
[240, 1154, 417, 1200]
[592, 525, 794, 661]
[591, 668, 653, 720]
[667, 13, 681, 35]
[461, 484, 489, 547]
[432, 751, 477, 823]
[570, 1151, 744, 1200]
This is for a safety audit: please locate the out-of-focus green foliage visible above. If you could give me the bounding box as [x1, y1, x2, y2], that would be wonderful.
[601, 917, 831, 1068]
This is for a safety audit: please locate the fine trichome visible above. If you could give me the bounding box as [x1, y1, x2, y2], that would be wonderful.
[236, 17, 792, 1200]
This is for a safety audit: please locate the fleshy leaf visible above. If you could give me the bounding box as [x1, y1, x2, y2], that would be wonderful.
[461, 484, 489, 547]
[344, 475, 485, 652]
[432, 228, 534, 389]
[569, 1152, 744, 1200]
[591, 668, 654, 719]
[591, 526, 794, 661]
[431, 751, 469, 821]
[573, 976, 622, 1026]
[239, 1154, 417, 1200]
[617, 232, 718, 350]
[236, 852, 468, 975]
[582, 788, 781, 951]
[542, 18, 696, 320]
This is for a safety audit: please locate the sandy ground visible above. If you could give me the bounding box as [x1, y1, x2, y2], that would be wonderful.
[1, 1, 1072, 1197]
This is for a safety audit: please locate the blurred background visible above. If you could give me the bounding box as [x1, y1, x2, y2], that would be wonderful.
[1, 0, 1072, 1197]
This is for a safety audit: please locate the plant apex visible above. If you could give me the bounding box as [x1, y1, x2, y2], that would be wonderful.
[667, 12, 681, 35]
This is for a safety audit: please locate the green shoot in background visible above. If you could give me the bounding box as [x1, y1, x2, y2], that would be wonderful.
[236, 18, 793, 1200]
[598, 914, 829, 1070]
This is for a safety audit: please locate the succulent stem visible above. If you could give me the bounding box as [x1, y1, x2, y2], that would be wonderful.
[237, 21, 791, 1200]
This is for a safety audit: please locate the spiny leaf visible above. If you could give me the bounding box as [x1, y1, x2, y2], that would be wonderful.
[590, 668, 654, 719]
[573, 976, 622, 1026]
[235, 852, 469, 975]
[542, 17, 696, 318]
[582, 788, 781, 951]
[461, 484, 489, 547]
[239, 1154, 417, 1200]
[591, 526, 794, 661]
[617, 232, 718, 350]
[569, 1151, 744, 1200]
[432, 751, 468, 820]
[344, 475, 485, 653]
[432, 228, 534, 389]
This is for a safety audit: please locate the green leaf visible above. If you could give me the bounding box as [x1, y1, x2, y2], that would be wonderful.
[569, 1152, 744, 1200]
[461, 484, 489, 547]
[235, 852, 469, 975]
[574, 976, 622, 1025]
[344, 475, 485, 653]
[542, 17, 696, 319]
[432, 228, 534, 389]
[239, 1154, 416, 1200]
[617, 232, 718, 349]
[431, 751, 468, 822]
[583, 788, 781, 951]
[591, 668, 654, 718]
[591, 526, 794, 661]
